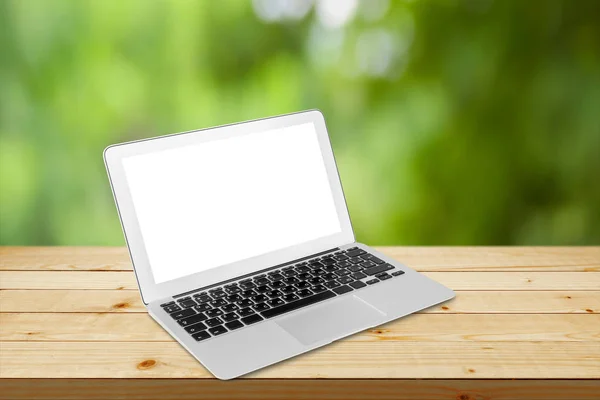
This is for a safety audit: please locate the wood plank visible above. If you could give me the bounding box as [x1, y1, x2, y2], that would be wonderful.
[2, 290, 598, 314]
[3, 270, 599, 290]
[2, 313, 598, 342]
[2, 246, 598, 272]
[2, 341, 599, 379]
[2, 379, 599, 400]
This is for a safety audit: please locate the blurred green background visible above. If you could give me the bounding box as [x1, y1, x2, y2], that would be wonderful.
[1, 0, 599, 246]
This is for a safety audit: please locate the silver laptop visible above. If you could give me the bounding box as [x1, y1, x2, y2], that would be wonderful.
[104, 110, 454, 379]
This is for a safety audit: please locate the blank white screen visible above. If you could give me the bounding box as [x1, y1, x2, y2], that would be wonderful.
[122, 123, 341, 284]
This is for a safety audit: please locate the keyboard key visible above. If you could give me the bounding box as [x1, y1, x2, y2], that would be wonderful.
[253, 302, 270, 312]
[222, 312, 239, 322]
[205, 317, 223, 327]
[161, 301, 175, 307]
[282, 293, 299, 302]
[222, 303, 238, 312]
[281, 285, 296, 294]
[364, 263, 394, 276]
[262, 290, 336, 319]
[269, 272, 284, 281]
[308, 277, 324, 285]
[178, 299, 197, 308]
[205, 309, 223, 317]
[297, 272, 312, 280]
[295, 281, 311, 289]
[192, 331, 211, 341]
[242, 289, 257, 298]
[194, 295, 212, 304]
[209, 325, 228, 336]
[163, 305, 182, 313]
[297, 289, 313, 298]
[332, 285, 353, 295]
[241, 314, 264, 325]
[170, 308, 196, 320]
[333, 254, 349, 261]
[238, 307, 255, 317]
[380, 274, 392, 280]
[321, 258, 336, 266]
[296, 265, 311, 273]
[185, 322, 207, 333]
[226, 294, 242, 303]
[323, 265, 338, 272]
[225, 286, 241, 294]
[282, 265, 294, 271]
[324, 280, 341, 289]
[283, 277, 299, 285]
[323, 273, 337, 281]
[194, 303, 211, 313]
[366, 278, 379, 285]
[267, 298, 285, 307]
[361, 254, 384, 264]
[211, 291, 227, 299]
[359, 261, 376, 269]
[313, 268, 326, 276]
[210, 299, 227, 308]
[346, 249, 366, 257]
[392, 270, 405, 277]
[352, 271, 367, 280]
[255, 277, 270, 286]
[348, 257, 363, 264]
[337, 260, 351, 268]
[225, 320, 244, 330]
[338, 276, 354, 285]
[349, 280, 367, 289]
[269, 280, 285, 289]
[335, 269, 350, 277]
[237, 299, 254, 308]
[310, 261, 324, 268]
[251, 293, 268, 303]
[311, 284, 327, 293]
[348, 265, 363, 272]
[178, 313, 207, 326]
[240, 281, 256, 289]
[266, 289, 282, 298]
[283, 269, 297, 277]
[256, 285, 270, 293]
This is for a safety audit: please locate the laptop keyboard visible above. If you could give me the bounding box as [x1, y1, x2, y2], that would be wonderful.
[159, 247, 405, 342]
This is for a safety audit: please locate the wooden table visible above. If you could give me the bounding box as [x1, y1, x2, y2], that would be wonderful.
[1, 247, 599, 399]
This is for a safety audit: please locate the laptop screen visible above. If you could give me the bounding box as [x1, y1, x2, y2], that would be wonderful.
[122, 122, 342, 284]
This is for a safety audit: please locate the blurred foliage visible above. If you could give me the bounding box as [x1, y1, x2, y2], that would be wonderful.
[1, 0, 599, 246]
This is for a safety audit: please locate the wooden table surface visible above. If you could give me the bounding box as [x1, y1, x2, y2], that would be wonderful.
[1, 246, 599, 399]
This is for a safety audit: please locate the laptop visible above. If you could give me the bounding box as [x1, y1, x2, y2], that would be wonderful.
[104, 110, 454, 379]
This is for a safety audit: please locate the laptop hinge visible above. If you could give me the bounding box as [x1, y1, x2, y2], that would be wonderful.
[172, 247, 340, 299]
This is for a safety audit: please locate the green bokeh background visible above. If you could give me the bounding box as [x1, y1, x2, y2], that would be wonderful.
[1, 0, 599, 246]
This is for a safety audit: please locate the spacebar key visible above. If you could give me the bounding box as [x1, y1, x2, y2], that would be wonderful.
[261, 291, 336, 319]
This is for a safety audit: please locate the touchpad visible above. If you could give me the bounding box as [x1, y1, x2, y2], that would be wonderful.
[275, 295, 385, 346]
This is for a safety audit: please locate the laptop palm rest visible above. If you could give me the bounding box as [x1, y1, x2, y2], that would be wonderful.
[275, 295, 386, 346]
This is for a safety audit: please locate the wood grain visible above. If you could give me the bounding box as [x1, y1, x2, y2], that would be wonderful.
[2, 246, 599, 399]
[2, 341, 600, 379]
[3, 270, 600, 290]
[2, 379, 600, 400]
[2, 246, 598, 272]
[2, 313, 598, 342]
[2, 290, 598, 314]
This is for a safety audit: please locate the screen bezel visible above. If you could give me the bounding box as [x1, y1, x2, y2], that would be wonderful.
[104, 110, 355, 304]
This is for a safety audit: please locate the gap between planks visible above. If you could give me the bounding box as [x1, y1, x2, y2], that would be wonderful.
[1, 246, 599, 272]
[2, 313, 599, 342]
[1, 271, 599, 290]
[1, 290, 598, 314]
[2, 341, 599, 379]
